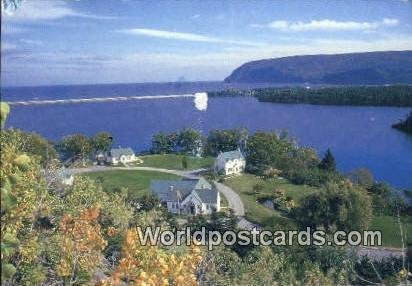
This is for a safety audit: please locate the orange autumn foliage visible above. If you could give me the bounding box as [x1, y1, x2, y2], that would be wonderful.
[56, 207, 107, 278]
[99, 229, 202, 286]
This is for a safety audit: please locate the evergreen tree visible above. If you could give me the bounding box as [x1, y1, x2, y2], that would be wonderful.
[319, 148, 336, 172]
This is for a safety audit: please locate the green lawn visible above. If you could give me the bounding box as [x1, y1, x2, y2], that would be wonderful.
[139, 154, 214, 170]
[83, 170, 181, 196]
[370, 215, 412, 248]
[225, 174, 412, 248]
[224, 174, 318, 227]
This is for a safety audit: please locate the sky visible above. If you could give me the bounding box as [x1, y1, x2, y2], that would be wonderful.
[1, 0, 412, 87]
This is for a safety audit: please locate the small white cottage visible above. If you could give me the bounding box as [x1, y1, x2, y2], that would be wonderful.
[214, 149, 246, 176]
[150, 178, 220, 215]
[107, 147, 136, 165]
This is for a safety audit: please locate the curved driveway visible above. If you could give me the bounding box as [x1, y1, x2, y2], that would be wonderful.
[213, 181, 244, 216]
[69, 165, 204, 178]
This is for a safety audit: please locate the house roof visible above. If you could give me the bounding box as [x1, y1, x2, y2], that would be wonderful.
[217, 149, 245, 161]
[110, 147, 134, 158]
[193, 188, 219, 204]
[150, 178, 217, 204]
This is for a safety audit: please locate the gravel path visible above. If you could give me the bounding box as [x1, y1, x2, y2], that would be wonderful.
[213, 181, 245, 216]
[354, 246, 406, 261]
[68, 165, 206, 179]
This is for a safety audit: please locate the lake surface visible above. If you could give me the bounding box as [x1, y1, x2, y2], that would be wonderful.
[2, 83, 412, 189]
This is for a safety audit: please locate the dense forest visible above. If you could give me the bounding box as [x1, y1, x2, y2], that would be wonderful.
[392, 111, 412, 134]
[209, 85, 412, 107]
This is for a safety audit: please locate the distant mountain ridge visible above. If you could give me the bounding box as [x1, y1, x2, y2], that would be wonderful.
[225, 50, 412, 85]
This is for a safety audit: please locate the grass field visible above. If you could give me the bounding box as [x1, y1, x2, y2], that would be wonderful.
[139, 154, 214, 170]
[84, 170, 181, 196]
[370, 215, 412, 248]
[224, 173, 411, 247]
[224, 174, 318, 227]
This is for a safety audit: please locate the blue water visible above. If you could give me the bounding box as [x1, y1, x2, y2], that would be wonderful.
[2, 81, 280, 102]
[2, 83, 412, 189]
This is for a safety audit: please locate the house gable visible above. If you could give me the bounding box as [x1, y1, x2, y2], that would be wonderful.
[214, 149, 246, 175]
[181, 190, 203, 206]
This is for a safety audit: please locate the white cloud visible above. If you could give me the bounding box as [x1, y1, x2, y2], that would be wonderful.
[120, 28, 220, 42]
[2, 0, 116, 22]
[118, 28, 265, 46]
[253, 18, 399, 32]
[382, 18, 399, 25]
[1, 42, 17, 52]
[19, 39, 43, 46]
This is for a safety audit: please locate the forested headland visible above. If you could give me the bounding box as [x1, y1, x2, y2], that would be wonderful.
[209, 85, 412, 107]
[392, 111, 412, 134]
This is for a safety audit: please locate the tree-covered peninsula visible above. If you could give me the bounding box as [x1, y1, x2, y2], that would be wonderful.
[392, 111, 412, 134]
[209, 85, 412, 107]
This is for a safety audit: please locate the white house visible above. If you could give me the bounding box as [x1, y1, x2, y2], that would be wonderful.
[150, 178, 220, 215]
[107, 147, 136, 165]
[214, 149, 246, 176]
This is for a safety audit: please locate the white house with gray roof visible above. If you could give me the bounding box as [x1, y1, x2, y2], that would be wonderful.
[214, 149, 246, 176]
[107, 147, 136, 165]
[150, 178, 220, 215]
